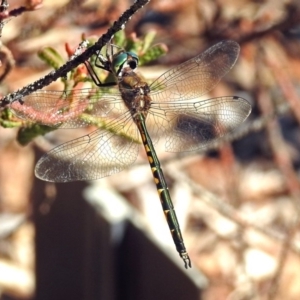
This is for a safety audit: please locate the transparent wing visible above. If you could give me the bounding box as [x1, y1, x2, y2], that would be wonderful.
[150, 40, 240, 102]
[148, 96, 251, 152]
[10, 87, 127, 128]
[35, 113, 141, 182]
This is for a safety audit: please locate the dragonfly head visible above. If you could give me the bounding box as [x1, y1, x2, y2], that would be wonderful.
[112, 51, 139, 77]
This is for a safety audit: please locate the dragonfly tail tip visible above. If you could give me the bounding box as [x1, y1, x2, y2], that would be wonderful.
[181, 253, 192, 269]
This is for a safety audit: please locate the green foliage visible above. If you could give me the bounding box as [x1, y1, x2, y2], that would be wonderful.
[0, 108, 22, 128]
[38, 47, 65, 70]
[17, 124, 54, 146]
[38, 47, 71, 88]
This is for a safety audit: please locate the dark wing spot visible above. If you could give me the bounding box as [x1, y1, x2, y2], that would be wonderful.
[175, 114, 218, 143]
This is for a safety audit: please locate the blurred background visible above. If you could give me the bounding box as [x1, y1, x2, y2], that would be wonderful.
[0, 0, 300, 299]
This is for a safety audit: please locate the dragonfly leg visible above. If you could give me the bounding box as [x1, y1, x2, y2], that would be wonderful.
[84, 60, 117, 87]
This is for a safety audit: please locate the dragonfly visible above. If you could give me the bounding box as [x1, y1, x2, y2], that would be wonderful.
[10, 40, 251, 269]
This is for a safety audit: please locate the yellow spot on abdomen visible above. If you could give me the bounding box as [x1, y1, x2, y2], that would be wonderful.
[157, 188, 163, 195]
[164, 210, 170, 217]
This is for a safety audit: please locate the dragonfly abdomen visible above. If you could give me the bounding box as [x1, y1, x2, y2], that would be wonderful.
[135, 113, 192, 268]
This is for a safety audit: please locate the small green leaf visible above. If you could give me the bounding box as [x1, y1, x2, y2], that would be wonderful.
[0, 108, 22, 128]
[141, 31, 156, 53]
[114, 30, 126, 48]
[139, 43, 168, 65]
[38, 47, 65, 70]
[17, 124, 55, 146]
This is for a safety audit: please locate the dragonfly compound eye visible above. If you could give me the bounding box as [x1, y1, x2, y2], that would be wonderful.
[127, 52, 139, 70]
[112, 51, 139, 76]
[127, 59, 138, 70]
[112, 52, 128, 74]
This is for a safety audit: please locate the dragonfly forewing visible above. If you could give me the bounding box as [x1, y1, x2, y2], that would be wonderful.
[10, 88, 128, 129]
[149, 40, 240, 102]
